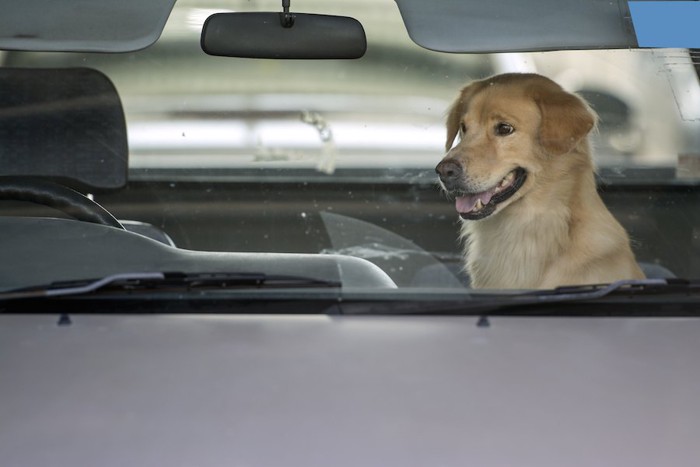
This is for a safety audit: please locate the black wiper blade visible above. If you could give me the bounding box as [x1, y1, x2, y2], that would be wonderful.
[0, 271, 341, 301]
[518, 278, 688, 302]
[470, 278, 700, 311]
[484, 278, 700, 315]
[0, 272, 166, 300]
[342, 279, 700, 316]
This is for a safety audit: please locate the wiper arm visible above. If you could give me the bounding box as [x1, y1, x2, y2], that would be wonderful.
[518, 278, 677, 303]
[343, 279, 700, 316]
[485, 278, 700, 315]
[0, 272, 166, 300]
[0, 271, 341, 301]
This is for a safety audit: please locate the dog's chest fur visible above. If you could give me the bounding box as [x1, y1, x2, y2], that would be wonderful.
[461, 201, 570, 289]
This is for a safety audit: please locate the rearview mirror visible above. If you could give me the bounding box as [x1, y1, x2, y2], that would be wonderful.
[201, 12, 367, 59]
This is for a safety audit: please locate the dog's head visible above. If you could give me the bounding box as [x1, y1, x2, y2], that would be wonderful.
[436, 73, 595, 220]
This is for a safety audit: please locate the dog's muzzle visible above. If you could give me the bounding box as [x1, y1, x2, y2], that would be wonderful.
[435, 160, 527, 220]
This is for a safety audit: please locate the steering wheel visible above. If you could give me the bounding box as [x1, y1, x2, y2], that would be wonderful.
[0, 178, 125, 229]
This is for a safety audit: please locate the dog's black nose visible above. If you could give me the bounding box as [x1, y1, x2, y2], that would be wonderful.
[435, 159, 463, 184]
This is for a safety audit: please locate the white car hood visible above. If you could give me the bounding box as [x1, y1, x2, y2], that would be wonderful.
[2, 314, 699, 466]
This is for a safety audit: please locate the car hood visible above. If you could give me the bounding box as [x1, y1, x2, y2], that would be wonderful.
[2, 314, 699, 467]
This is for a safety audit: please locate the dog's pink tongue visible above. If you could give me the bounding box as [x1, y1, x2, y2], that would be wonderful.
[455, 195, 477, 213]
[455, 191, 494, 214]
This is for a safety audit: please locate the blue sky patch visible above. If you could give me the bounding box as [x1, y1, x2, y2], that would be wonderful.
[629, 1, 700, 47]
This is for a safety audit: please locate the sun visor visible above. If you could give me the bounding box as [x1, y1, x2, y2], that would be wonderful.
[0, 0, 175, 52]
[394, 0, 638, 53]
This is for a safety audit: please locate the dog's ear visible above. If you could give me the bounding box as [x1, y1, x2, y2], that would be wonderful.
[534, 88, 596, 156]
[445, 81, 486, 152]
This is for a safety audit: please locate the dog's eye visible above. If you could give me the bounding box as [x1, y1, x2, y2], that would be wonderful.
[460, 122, 467, 135]
[495, 122, 515, 136]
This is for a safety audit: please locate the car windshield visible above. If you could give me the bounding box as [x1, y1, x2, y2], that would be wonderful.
[1, 0, 700, 304]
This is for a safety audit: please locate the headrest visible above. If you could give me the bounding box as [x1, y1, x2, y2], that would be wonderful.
[0, 67, 128, 192]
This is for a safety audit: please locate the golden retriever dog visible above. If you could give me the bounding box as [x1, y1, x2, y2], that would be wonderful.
[435, 73, 644, 289]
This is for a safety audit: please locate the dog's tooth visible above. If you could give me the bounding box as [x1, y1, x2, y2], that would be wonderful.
[474, 199, 483, 211]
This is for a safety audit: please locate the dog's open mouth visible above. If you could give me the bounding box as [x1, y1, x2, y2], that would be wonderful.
[454, 168, 527, 220]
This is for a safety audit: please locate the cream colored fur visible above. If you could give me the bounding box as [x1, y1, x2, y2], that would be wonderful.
[439, 73, 644, 289]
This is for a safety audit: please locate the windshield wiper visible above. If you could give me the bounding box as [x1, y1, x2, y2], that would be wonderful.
[3, 275, 697, 316]
[482, 278, 700, 315]
[517, 278, 688, 302]
[0, 271, 341, 301]
[341, 278, 700, 316]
